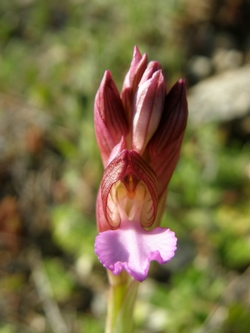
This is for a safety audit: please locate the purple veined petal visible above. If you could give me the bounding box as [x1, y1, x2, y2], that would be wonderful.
[121, 46, 148, 131]
[122, 46, 144, 89]
[94, 220, 177, 282]
[138, 61, 162, 86]
[107, 136, 126, 165]
[96, 187, 114, 232]
[148, 79, 188, 197]
[94, 70, 128, 167]
[132, 69, 166, 155]
[152, 79, 188, 155]
[101, 149, 158, 229]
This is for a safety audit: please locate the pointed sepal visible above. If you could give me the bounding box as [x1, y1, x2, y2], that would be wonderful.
[148, 79, 188, 197]
[94, 70, 128, 166]
[121, 46, 148, 127]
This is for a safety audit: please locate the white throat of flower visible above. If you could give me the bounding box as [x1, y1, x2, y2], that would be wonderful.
[107, 174, 154, 228]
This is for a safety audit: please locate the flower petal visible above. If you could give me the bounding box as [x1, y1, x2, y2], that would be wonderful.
[94, 70, 128, 166]
[148, 79, 188, 197]
[132, 69, 166, 155]
[121, 46, 148, 130]
[101, 149, 158, 228]
[94, 220, 177, 282]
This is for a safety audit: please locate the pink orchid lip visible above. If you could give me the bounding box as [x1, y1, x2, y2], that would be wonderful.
[101, 149, 158, 229]
[94, 219, 177, 282]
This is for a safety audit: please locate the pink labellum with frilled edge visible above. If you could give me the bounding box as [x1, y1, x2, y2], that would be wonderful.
[95, 219, 177, 282]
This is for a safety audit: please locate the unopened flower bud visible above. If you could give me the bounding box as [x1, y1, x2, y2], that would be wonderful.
[132, 69, 166, 155]
[121, 46, 148, 127]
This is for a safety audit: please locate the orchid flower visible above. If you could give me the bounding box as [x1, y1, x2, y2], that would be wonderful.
[94, 46, 188, 284]
[94, 46, 188, 333]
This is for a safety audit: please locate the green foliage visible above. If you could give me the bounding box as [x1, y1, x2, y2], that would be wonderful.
[52, 205, 96, 258]
[223, 303, 250, 333]
[44, 258, 74, 302]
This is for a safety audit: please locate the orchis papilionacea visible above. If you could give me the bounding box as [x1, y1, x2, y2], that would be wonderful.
[94, 46, 188, 283]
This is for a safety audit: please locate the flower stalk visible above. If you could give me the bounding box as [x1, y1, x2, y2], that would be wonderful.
[106, 271, 139, 333]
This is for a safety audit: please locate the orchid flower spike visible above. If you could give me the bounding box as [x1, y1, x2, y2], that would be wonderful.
[94, 46, 188, 282]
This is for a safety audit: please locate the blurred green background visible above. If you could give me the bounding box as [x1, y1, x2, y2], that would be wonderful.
[0, 0, 250, 332]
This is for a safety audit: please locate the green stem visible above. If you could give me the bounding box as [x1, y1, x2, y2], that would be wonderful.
[105, 270, 140, 333]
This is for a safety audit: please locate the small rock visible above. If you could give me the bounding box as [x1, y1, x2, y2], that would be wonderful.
[188, 65, 250, 126]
